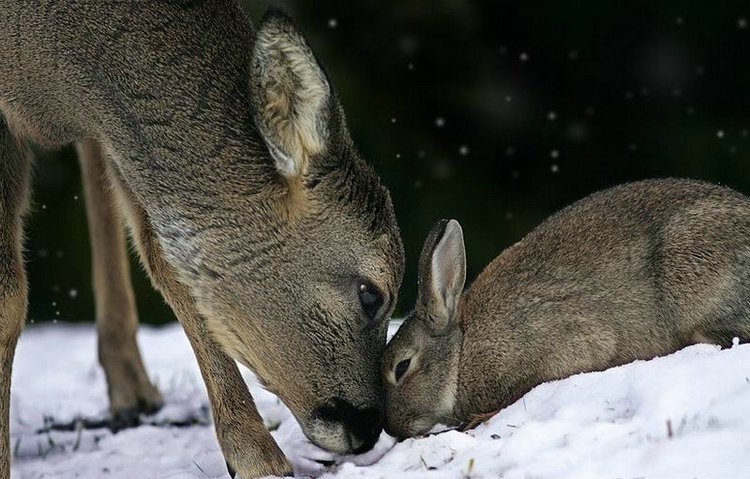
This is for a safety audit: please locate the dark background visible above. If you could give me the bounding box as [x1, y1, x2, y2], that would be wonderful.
[26, 1, 750, 325]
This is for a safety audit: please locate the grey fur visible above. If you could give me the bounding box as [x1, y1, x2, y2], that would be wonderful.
[383, 179, 750, 439]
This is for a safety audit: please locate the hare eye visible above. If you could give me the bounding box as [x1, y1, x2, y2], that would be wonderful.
[394, 358, 411, 382]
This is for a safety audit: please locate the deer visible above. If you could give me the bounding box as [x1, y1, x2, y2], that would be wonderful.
[383, 179, 750, 439]
[0, 2, 404, 477]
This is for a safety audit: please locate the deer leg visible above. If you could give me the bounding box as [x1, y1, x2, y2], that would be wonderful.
[0, 116, 30, 479]
[77, 140, 163, 430]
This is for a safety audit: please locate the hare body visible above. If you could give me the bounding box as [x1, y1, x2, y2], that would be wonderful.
[383, 178, 750, 438]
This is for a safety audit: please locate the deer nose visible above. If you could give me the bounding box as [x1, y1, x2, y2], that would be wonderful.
[346, 406, 382, 453]
[315, 399, 383, 453]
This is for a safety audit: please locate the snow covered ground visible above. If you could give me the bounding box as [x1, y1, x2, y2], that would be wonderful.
[10, 322, 750, 479]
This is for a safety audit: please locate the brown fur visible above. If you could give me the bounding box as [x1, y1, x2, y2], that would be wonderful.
[0, 117, 31, 478]
[383, 179, 750, 439]
[0, 2, 404, 477]
[78, 140, 164, 428]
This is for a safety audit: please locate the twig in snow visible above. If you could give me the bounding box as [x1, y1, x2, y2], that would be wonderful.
[72, 419, 83, 451]
[13, 437, 21, 458]
[36, 416, 110, 433]
[37, 441, 46, 460]
[192, 460, 207, 476]
[666, 419, 673, 439]
[45, 428, 56, 449]
[464, 457, 475, 478]
[35, 414, 209, 434]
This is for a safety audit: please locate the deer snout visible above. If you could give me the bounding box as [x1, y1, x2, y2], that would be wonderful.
[312, 399, 383, 454]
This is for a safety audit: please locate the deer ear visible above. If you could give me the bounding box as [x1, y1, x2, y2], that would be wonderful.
[418, 219, 466, 333]
[251, 10, 331, 179]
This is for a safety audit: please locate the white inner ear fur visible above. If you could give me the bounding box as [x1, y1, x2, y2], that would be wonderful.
[430, 220, 467, 318]
[254, 22, 330, 179]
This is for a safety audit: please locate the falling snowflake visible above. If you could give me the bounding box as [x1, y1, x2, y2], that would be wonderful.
[547, 111, 557, 121]
[458, 145, 470, 156]
[435, 117, 446, 128]
[327, 18, 338, 29]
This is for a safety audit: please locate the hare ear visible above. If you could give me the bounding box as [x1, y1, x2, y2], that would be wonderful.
[250, 10, 331, 179]
[418, 219, 466, 333]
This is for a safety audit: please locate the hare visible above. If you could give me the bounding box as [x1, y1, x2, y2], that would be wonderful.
[382, 178, 750, 439]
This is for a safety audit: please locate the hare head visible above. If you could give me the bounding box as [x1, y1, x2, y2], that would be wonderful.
[382, 219, 466, 439]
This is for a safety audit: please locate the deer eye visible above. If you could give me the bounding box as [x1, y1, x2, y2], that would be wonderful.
[394, 358, 411, 382]
[358, 282, 384, 320]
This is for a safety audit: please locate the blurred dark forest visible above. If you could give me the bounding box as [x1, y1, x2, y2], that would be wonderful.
[26, 1, 750, 324]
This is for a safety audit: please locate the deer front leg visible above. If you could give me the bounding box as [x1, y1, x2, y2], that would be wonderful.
[77, 140, 163, 430]
[0, 117, 31, 479]
[106, 162, 292, 478]
[0, 264, 25, 479]
[181, 318, 293, 478]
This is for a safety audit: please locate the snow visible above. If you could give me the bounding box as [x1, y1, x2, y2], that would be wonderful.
[10, 322, 750, 479]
